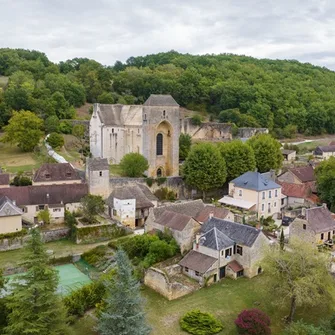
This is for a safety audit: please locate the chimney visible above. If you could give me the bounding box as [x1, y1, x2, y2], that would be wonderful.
[209, 211, 214, 219]
[322, 203, 328, 209]
[301, 207, 306, 217]
[13, 200, 16, 206]
[195, 234, 201, 244]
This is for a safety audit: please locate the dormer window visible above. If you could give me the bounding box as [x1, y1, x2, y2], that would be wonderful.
[45, 174, 50, 179]
[66, 173, 72, 178]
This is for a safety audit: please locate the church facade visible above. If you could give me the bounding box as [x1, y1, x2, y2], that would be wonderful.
[89, 94, 180, 178]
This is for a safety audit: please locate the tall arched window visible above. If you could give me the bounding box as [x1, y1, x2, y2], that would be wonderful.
[156, 133, 163, 155]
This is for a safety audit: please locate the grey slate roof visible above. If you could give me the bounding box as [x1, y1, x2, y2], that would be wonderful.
[156, 210, 193, 231]
[107, 185, 155, 209]
[231, 171, 280, 191]
[143, 94, 179, 107]
[179, 250, 217, 274]
[86, 158, 109, 171]
[152, 199, 205, 220]
[201, 217, 261, 247]
[137, 184, 158, 202]
[0, 195, 23, 217]
[315, 145, 335, 154]
[97, 104, 123, 126]
[199, 227, 235, 250]
[304, 206, 335, 233]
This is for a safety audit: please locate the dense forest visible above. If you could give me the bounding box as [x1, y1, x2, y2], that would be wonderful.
[1, 48, 335, 137]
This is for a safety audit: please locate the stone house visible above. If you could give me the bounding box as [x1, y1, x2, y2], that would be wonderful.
[33, 163, 82, 185]
[86, 157, 110, 199]
[278, 165, 316, 185]
[179, 217, 269, 284]
[0, 174, 10, 189]
[194, 205, 234, 224]
[0, 195, 23, 234]
[314, 145, 335, 160]
[281, 149, 296, 162]
[0, 184, 88, 224]
[89, 94, 180, 178]
[219, 171, 282, 219]
[289, 205, 335, 245]
[106, 184, 158, 229]
[145, 200, 205, 253]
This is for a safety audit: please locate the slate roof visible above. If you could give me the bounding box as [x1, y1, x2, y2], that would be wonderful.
[231, 171, 280, 192]
[0, 174, 9, 186]
[199, 227, 235, 250]
[304, 206, 335, 233]
[0, 195, 22, 217]
[281, 149, 296, 155]
[201, 217, 261, 247]
[152, 199, 205, 219]
[86, 158, 109, 171]
[179, 250, 217, 274]
[97, 104, 123, 126]
[0, 184, 88, 206]
[195, 205, 231, 223]
[107, 185, 155, 209]
[137, 184, 158, 202]
[288, 165, 315, 183]
[143, 94, 179, 107]
[33, 163, 80, 183]
[156, 210, 193, 231]
[315, 145, 335, 154]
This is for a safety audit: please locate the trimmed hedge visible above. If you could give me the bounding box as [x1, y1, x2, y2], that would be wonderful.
[180, 310, 223, 335]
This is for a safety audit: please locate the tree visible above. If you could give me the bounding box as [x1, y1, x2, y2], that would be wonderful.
[45, 115, 60, 133]
[37, 208, 51, 225]
[247, 134, 283, 173]
[1, 110, 43, 151]
[235, 309, 271, 335]
[4, 229, 71, 335]
[263, 239, 335, 323]
[183, 143, 227, 199]
[283, 321, 327, 335]
[10, 172, 32, 186]
[120, 153, 149, 177]
[218, 140, 256, 180]
[315, 157, 335, 211]
[179, 133, 192, 160]
[72, 123, 87, 159]
[80, 194, 105, 223]
[47, 132, 64, 149]
[97, 249, 151, 335]
[280, 228, 285, 251]
[0, 269, 8, 332]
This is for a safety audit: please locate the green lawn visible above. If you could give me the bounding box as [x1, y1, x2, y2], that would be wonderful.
[110, 164, 123, 176]
[297, 139, 331, 153]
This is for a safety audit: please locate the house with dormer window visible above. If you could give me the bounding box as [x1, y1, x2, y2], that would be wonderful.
[219, 171, 282, 219]
[179, 217, 270, 285]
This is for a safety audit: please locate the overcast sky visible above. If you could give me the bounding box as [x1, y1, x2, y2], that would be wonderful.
[1, 0, 335, 69]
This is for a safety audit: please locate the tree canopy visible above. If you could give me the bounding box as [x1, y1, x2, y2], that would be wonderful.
[247, 134, 283, 173]
[120, 152, 149, 177]
[179, 133, 192, 160]
[183, 142, 227, 199]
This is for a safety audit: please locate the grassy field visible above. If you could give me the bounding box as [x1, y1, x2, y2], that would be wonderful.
[296, 139, 331, 153]
[110, 164, 123, 176]
[70, 274, 333, 335]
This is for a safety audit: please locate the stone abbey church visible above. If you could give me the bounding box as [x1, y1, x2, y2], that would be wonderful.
[90, 94, 181, 178]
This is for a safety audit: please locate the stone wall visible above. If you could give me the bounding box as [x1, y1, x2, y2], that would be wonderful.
[237, 127, 268, 138]
[144, 266, 196, 300]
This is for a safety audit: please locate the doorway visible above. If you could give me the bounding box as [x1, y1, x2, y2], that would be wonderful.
[219, 266, 226, 279]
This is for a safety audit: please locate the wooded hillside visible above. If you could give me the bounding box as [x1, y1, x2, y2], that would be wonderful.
[1, 48, 335, 137]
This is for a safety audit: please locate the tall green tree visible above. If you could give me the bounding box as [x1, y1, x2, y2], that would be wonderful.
[247, 134, 283, 173]
[4, 229, 71, 335]
[183, 142, 227, 199]
[179, 133, 192, 160]
[120, 153, 149, 177]
[1, 110, 43, 151]
[218, 140, 256, 180]
[263, 239, 335, 323]
[97, 249, 151, 335]
[0, 269, 8, 332]
[315, 157, 335, 212]
[80, 194, 105, 223]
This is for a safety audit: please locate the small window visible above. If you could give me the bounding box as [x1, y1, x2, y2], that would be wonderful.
[157, 168, 162, 178]
[99, 171, 102, 177]
[185, 267, 189, 272]
[144, 113, 147, 121]
[45, 174, 50, 179]
[38, 205, 44, 211]
[238, 190, 242, 197]
[112, 209, 117, 216]
[261, 204, 265, 211]
[66, 172, 72, 178]
[53, 208, 61, 212]
[321, 233, 324, 240]
[195, 271, 200, 276]
[225, 248, 232, 258]
[269, 191, 272, 198]
[303, 224, 306, 230]
[112, 128, 114, 133]
[281, 198, 285, 205]
[262, 192, 265, 200]
[237, 270, 244, 278]
[274, 202, 277, 208]
[236, 245, 243, 256]
[221, 250, 224, 256]
[275, 189, 278, 197]
[163, 110, 166, 118]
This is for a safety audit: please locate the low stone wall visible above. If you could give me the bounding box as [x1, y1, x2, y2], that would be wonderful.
[144, 266, 196, 300]
[42, 228, 70, 242]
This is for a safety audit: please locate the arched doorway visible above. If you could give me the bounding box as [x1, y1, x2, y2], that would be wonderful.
[157, 168, 164, 178]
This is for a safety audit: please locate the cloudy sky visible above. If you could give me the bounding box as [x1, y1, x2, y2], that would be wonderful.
[1, 0, 335, 69]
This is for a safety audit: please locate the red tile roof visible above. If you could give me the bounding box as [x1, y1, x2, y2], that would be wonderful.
[156, 210, 194, 231]
[33, 163, 81, 183]
[227, 260, 243, 273]
[195, 206, 231, 223]
[279, 182, 319, 204]
[0, 174, 9, 186]
[288, 165, 315, 183]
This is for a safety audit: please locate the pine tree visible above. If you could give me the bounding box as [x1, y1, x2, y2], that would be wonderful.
[97, 249, 151, 335]
[280, 228, 285, 251]
[4, 229, 71, 335]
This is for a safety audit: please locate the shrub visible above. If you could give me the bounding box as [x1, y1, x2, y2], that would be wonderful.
[10, 173, 32, 186]
[146, 177, 154, 187]
[235, 309, 271, 335]
[180, 310, 223, 335]
[154, 187, 176, 201]
[46, 132, 64, 149]
[81, 245, 108, 266]
[156, 177, 167, 186]
[283, 320, 326, 335]
[191, 115, 202, 126]
[59, 120, 73, 134]
[119, 153, 149, 177]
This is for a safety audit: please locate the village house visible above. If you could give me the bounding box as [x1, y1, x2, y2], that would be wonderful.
[289, 205, 335, 246]
[33, 163, 82, 185]
[179, 217, 269, 284]
[281, 149, 296, 162]
[194, 205, 234, 224]
[219, 171, 282, 219]
[314, 145, 335, 160]
[0, 184, 88, 224]
[278, 165, 316, 185]
[0, 174, 10, 189]
[145, 200, 205, 253]
[0, 195, 23, 234]
[106, 184, 158, 229]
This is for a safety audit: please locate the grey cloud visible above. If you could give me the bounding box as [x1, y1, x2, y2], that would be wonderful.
[0, 0, 334, 69]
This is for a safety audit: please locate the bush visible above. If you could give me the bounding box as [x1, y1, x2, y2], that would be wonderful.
[154, 187, 176, 201]
[146, 177, 154, 187]
[180, 310, 223, 335]
[10, 173, 32, 186]
[59, 120, 73, 134]
[46, 132, 64, 149]
[119, 153, 149, 177]
[235, 309, 271, 335]
[191, 115, 202, 126]
[81, 245, 108, 266]
[156, 177, 167, 186]
[283, 320, 326, 335]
